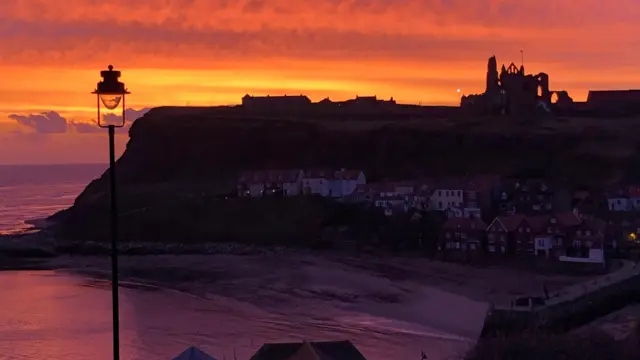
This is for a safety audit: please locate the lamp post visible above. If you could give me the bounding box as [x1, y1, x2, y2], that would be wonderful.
[92, 65, 130, 360]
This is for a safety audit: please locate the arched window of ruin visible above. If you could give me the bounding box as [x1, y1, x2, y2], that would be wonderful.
[551, 92, 559, 104]
[537, 85, 543, 97]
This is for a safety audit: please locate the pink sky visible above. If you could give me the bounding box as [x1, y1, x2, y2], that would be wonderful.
[1, 0, 639, 164]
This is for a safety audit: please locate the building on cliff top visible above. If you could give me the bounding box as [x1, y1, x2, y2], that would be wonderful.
[241, 94, 398, 113]
[242, 94, 312, 111]
[460, 55, 573, 117]
[586, 90, 640, 113]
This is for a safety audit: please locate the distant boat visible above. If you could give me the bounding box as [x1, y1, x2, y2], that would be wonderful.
[172, 346, 219, 360]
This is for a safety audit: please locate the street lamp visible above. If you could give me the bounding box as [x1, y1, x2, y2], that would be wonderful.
[92, 64, 130, 360]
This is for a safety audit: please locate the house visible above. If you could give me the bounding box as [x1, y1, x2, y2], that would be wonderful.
[249, 340, 368, 360]
[428, 175, 500, 219]
[605, 213, 640, 252]
[302, 169, 365, 197]
[606, 186, 632, 211]
[466, 174, 502, 211]
[439, 217, 487, 261]
[572, 190, 604, 219]
[429, 181, 465, 211]
[347, 180, 415, 203]
[534, 212, 583, 258]
[302, 169, 332, 196]
[347, 182, 395, 203]
[485, 212, 593, 258]
[558, 217, 607, 267]
[485, 214, 526, 255]
[567, 217, 607, 256]
[374, 194, 408, 216]
[628, 185, 640, 210]
[237, 169, 304, 197]
[444, 204, 481, 219]
[242, 94, 312, 111]
[329, 170, 366, 197]
[493, 178, 572, 215]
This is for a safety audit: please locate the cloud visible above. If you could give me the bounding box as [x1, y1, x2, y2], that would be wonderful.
[8, 111, 68, 133]
[8, 107, 150, 134]
[0, 0, 638, 69]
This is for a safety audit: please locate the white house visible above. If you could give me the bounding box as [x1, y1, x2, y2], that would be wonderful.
[606, 186, 635, 211]
[629, 186, 640, 210]
[303, 169, 366, 197]
[534, 235, 554, 257]
[558, 240, 605, 266]
[430, 188, 465, 211]
[302, 169, 332, 196]
[374, 194, 408, 216]
[608, 196, 631, 212]
[237, 169, 304, 197]
[329, 169, 366, 197]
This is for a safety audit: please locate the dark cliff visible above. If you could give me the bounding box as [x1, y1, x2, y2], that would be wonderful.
[50, 106, 640, 243]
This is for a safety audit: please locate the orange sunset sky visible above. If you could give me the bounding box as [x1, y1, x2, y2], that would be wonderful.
[1, 0, 639, 164]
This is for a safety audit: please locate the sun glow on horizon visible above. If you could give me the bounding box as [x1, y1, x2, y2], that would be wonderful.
[1, 0, 640, 163]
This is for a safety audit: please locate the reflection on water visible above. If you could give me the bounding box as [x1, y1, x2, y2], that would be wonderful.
[0, 164, 105, 234]
[0, 271, 471, 360]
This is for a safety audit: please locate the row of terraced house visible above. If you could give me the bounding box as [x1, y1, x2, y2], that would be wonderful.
[237, 170, 640, 267]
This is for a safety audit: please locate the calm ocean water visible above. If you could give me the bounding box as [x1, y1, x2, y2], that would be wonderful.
[0, 164, 106, 234]
[0, 164, 474, 360]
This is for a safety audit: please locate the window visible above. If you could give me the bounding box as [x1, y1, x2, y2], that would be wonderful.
[438, 201, 443, 209]
[458, 191, 462, 197]
[586, 230, 592, 236]
[500, 235, 506, 242]
[617, 199, 622, 205]
[576, 230, 582, 236]
[455, 242, 460, 249]
[445, 191, 449, 196]
[556, 238, 563, 246]
[446, 232, 451, 238]
[438, 191, 442, 196]
[488, 234, 495, 242]
[573, 240, 582, 248]
[547, 227, 552, 233]
[501, 246, 506, 253]
[469, 243, 476, 250]
[519, 227, 523, 233]
[488, 245, 496, 252]
[550, 218, 557, 224]
[526, 227, 531, 233]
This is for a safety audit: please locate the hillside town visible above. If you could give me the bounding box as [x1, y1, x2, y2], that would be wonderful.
[237, 169, 640, 271]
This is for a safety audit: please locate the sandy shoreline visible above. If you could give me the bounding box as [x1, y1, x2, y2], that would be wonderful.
[3, 250, 594, 306]
[6, 247, 633, 349]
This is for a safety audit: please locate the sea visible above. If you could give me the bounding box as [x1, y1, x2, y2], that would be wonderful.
[0, 164, 477, 360]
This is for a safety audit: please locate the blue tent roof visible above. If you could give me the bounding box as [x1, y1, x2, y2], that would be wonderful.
[172, 346, 219, 360]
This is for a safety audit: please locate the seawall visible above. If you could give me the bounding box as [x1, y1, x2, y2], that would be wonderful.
[480, 265, 640, 337]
